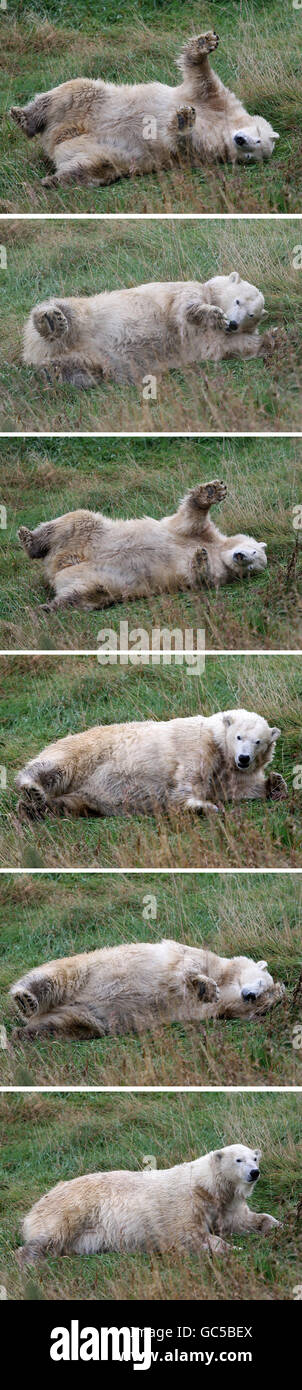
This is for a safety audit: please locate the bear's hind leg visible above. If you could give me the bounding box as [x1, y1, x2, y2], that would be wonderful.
[17, 784, 47, 822]
[42, 563, 115, 612]
[45, 136, 124, 188]
[33, 305, 69, 341]
[11, 987, 39, 1019]
[18, 521, 54, 559]
[16, 1242, 46, 1267]
[10, 92, 50, 138]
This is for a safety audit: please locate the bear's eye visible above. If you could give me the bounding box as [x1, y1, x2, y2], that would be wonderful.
[236, 1158, 242, 1164]
[235, 299, 240, 305]
[256, 740, 260, 745]
[237, 735, 241, 741]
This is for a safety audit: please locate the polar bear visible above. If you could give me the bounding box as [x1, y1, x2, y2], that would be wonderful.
[10, 32, 279, 189]
[18, 479, 268, 613]
[23, 273, 275, 389]
[10, 938, 285, 1040]
[17, 1143, 280, 1265]
[15, 709, 288, 822]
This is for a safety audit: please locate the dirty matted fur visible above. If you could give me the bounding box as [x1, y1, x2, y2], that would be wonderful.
[10, 32, 279, 189]
[23, 272, 276, 388]
[17, 1143, 280, 1265]
[10, 938, 285, 1041]
[15, 709, 288, 822]
[18, 479, 268, 613]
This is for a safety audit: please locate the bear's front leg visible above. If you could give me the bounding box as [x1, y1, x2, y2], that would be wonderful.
[265, 771, 288, 801]
[203, 1233, 231, 1255]
[247, 1211, 280, 1234]
[191, 974, 220, 1003]
[223, 328, 279, 359]
[186, 302, 227, 331]
[170, 105, 196, 139]
[230, 1204, 280, 1235]
[184, 794, 220, 814]
[191, 547, 211, 588]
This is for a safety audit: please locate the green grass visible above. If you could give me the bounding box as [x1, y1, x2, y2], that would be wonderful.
[1, 218, 301, 432]
[1, 0, 301, 212]
[1, 871, 301, 1088]
[0, 654, 301, 868]
[1, 437, 301, 652]
[0, 1091, 301, 1300]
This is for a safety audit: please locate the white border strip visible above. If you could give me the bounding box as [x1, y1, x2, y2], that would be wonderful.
[0, 867, 300, 875]
[1, 1086, 301, 1094]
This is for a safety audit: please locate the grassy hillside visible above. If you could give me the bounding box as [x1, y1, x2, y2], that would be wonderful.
[1, 218, 301, 432]
[0, 654, 301, 868]
[1, 437, 301, 652]
[1, 871, 301, 1087]
[1, 1091, 301, 1301]
[1, 0, 301, 212]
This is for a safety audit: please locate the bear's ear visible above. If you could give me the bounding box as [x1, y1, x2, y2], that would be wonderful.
[257, 960, 268, 970]
[222, 714, 233, 728]
[229, 271, 240, 284]
[272, 132, 280, 139]
[260, 542, 267, 548]
[214, 1150, 223, 1161]
[270, 726, 281, 740]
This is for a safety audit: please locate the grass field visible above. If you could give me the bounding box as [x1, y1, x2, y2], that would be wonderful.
[1, 871, 301, 1088]
[1, 0, 301, 213]
[1, 218, 301, 433]
[1, 437, 301, 652]
[0, 1091, 301, 1301]
[0, 654, 301, 868]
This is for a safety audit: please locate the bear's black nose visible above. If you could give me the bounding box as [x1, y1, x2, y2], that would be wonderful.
[238, 753, 250, 768]
[234, 134, 247, 147]
[250, 1168, 259, 1181]
[226, 320, 238, 332]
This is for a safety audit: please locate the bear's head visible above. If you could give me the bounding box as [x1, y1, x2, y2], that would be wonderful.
[218, 955, 276, 1018]
[207, 272, 265, 333]
[219, 709, 280, 772]
[232, 117, 279, 161]
[213, 1144, 261, 1191]
[221, 535, 268, 579]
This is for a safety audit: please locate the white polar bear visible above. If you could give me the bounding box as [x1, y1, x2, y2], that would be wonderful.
[10, 938, 285, 1040]
[15, 708, 288, 821]
[10, 31, 279, 189]
[23, 273, 275, 389]
[17, 1143, 280, 1265]
[17, 478, 268, 614]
